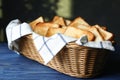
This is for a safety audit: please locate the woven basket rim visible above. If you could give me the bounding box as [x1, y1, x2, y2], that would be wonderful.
[66, 42, 111, 51]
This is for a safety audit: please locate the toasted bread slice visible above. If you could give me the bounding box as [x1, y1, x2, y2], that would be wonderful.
[101, 26, 107, 30]
[33, 24, 50, 36]
[46, 27, 67, 37]
[29, 16, 44, 30]
[94, 25, 113, 41]
[65, 19, 71, 26]
[77, 24, 91, 30]
[33, 22, 59, 36]
[52, 16, 66, 26]
[64, 27, 94, 41]
[88, 27, 104, 41]
[37, 22, 59, 28]
[69, 17, 90, 28]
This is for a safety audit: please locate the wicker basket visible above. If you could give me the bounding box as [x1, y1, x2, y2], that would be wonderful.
[17, 34, 109, 78]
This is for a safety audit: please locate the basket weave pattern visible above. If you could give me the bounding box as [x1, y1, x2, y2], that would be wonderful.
[17, 34, 109, 78]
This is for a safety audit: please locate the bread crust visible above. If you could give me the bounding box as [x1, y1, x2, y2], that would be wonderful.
[64, 27, 95, 41]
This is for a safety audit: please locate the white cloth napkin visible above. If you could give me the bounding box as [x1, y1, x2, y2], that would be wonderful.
[76, 35, 115, 51]
[32, 33, 76, 64]
[6, 19, 115, 64]
[6, 19, 33, 54]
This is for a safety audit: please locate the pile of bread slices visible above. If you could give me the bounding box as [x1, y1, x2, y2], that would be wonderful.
[29, 16, 114, 42]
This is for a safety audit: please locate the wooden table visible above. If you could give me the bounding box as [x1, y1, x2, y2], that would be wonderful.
[0, 43, 120, 80]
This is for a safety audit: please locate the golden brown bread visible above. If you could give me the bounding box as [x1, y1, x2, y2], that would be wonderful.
[46, 27, 67, 37]
[94, 25, 113, 41]
[69, 17, 90, 28]
[76, 24, 91, 30]
[52, 16, 66, 26]
[33, 22, 59, 36]
[64, 26, 95, 41]
[33, 23, 50, 36]
[101, 26, 107, 30]
[88, 27, 104, 41]
[65, 19, 71, 26]
[29, 16, 114, 42]
[29, 16, 44, 30]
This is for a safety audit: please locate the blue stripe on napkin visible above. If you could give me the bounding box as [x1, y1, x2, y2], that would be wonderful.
[58, 33, 67, 43]
[100, 41, 103, 48]
[33, 35, 40, 40]
[20, 24, 22, 36]
[42, 37, 54, 56]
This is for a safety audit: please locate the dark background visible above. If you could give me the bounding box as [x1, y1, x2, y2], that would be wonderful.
[0, 0, 120, 42]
